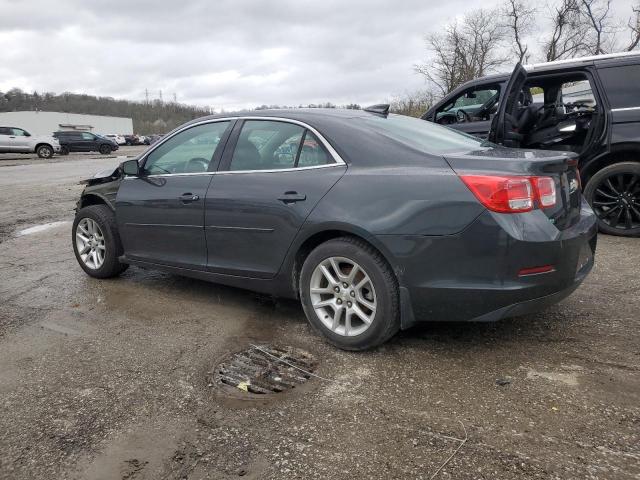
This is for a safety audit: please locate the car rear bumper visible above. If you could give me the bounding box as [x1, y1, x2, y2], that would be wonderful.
[377, 199, 598, 328]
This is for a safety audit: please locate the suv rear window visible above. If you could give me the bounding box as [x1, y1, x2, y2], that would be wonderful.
[363, 114, 489, 155]
[597, 65, 640, 109]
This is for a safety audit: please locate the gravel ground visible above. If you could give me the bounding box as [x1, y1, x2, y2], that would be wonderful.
[0, 153, 638, 480]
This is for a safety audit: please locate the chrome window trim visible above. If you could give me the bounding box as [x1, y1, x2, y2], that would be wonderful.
[133, 115, 346, 178]
[611, 107, 640, 112]
[123, 162, 345, 180]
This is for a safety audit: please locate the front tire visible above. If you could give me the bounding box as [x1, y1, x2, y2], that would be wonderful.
[299, 237, 400, 350]
[36, 144, 54, 158]
[99, 144, 112, 155]
[584, 162, 640, 237]
[72, 205, 128, 278]
[60, 145, 70, 155]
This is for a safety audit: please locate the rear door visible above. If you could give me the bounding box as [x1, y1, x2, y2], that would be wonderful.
[116, 120, 233, 269]
[204, 119, 347, 278]
[0, 127, 13, 150]
[8, 128, 32, 152]
[489, 63, 528, 147]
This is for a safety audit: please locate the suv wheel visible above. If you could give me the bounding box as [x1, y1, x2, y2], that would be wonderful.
[299, 237, 400, 350]
[584, 162, 640, 237]
[36, 144, 54, 158]
[99, 144, 112, 155]
[72, 205, 128, 278]
[60, 146, 70, 155]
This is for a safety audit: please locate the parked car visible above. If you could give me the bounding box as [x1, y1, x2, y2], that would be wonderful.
[71, 108, 597, 350]
[105, 134, 126, 145]
[422, 51, 640, 237]
[0, 126, 61, 158]
[147, 134, 163, 145]
[53, 131, 119, 155]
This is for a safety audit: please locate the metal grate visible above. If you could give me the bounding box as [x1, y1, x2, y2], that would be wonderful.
[214, 345, 318, 394]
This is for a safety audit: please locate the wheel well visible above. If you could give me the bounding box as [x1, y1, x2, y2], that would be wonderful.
[35, 142, 52, 150]
[290, 230, 394, 297]
[80, 194, 109, 209]
[582, 151, 640, 185]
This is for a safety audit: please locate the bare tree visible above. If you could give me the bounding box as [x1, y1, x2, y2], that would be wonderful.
[502, 0, 536, 63]
[389, 90, 438, 118]
[415, 8, 506, 94]
[580, 0, 613, 54]
[544, 0, 590, 61]
[627, 2, 640, 51]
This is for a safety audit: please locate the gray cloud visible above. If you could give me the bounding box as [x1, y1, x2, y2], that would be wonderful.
[0, 0, 636, 110]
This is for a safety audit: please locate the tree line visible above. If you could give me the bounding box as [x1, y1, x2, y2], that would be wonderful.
[0, 89, 213, 134]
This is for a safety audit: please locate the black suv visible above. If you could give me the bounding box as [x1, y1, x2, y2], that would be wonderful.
[422, 51, 640, 237]
[53, 131, 119, 155]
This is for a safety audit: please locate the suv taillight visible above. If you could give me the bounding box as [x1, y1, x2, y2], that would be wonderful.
[460, 175, 557, 213]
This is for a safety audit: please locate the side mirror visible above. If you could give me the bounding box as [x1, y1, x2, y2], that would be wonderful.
[122, 159, 139, 176]
[24, 132, 31, 137]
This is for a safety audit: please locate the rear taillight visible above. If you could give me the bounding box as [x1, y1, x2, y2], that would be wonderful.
[532, 177, 556, 208]
[460, 175, 557, 213]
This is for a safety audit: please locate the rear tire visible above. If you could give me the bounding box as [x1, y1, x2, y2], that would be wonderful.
[36, 144, 54, 158]
[60, 146, 70, 155]
[99, 144, 112, 155]
[584, 162, 640, 237]
[72, 205, 128, 278]
[299, 237, 400, 350]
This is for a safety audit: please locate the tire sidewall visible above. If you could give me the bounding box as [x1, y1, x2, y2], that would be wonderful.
[299, 240, 397, 350]
[99, 144, 112, 155]
[584, 162, 640, 237]
[72, 206, 121, 278]
[37, 145, 53, 158]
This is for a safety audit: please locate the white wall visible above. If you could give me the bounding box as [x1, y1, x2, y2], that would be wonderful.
[0, 111, 133, 136]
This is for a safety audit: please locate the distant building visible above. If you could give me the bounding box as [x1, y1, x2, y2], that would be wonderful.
[0, 111, 133, 136]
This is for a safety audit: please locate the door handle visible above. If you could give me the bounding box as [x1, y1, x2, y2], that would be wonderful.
[277, 191, 306, 204]
[179, 193, 200, 203]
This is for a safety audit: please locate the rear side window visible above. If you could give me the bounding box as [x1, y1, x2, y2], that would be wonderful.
[230, 120, 304, 171]
[597, 65, 640, 109]
[363, 114, 488, 155]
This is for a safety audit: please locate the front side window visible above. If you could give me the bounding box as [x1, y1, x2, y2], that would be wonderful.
[144, 121, 230, 175]
[10, 128, 27, 136]
[435, 86, 500, 125]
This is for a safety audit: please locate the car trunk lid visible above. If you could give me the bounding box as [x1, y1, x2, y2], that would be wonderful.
[443, 146, 582, 229]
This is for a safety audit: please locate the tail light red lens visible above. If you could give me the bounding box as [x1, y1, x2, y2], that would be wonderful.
[532, 177, 556, 208]
[460, 175, 557, 213]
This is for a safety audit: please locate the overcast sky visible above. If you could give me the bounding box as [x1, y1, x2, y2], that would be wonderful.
[0, 0, 636, 110]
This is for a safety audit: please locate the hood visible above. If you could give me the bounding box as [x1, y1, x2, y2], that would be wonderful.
[80, 162, 122, 185]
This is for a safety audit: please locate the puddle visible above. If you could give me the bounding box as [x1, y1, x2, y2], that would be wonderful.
[16, 221, 70, 236]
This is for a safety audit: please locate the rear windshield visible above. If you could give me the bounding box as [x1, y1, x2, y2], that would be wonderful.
[362, 114, 491, 155]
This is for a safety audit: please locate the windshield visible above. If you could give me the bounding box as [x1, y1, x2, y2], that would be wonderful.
[362, 114, 492, 155]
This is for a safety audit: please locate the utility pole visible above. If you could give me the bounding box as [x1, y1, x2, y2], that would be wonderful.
[173, 92, 177, 103]
[145, 88, 149, 104]
[159, 90, 163, 103]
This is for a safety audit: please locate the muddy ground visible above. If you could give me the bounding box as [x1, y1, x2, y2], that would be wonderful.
[0, 150, 638, 480]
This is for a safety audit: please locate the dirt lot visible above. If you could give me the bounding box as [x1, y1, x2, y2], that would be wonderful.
[0, 151, 638, 480]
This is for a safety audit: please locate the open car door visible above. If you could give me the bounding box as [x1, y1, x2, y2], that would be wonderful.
[489, 63, 528, 147]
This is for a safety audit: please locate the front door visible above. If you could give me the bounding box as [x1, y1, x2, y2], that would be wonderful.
[116, 120, 233, 269]
[205, 119, 347, 278]
[489, 63, 528, 147]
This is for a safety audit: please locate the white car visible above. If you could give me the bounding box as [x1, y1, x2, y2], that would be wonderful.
[104, 134, 127, 145]
[0, 126, 61, 158]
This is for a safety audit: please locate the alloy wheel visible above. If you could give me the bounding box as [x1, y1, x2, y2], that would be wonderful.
[75, 218, 106, 269]
[309, 256, 377, 337]
[591, 172, 640, 231]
